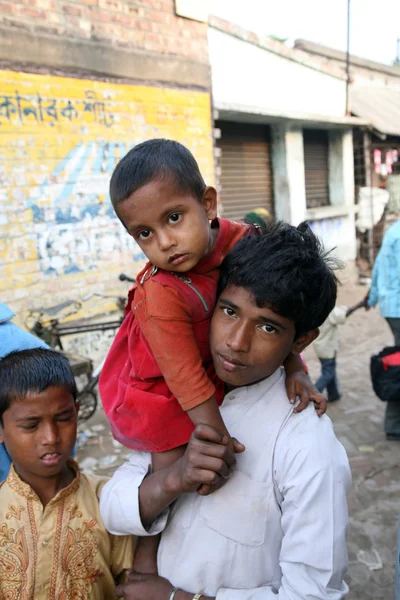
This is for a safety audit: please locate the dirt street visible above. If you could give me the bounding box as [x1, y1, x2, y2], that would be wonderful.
[77, 281, 400, 600]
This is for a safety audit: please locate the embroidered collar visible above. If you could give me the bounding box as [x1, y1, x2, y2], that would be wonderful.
[7, 458, 81, 505]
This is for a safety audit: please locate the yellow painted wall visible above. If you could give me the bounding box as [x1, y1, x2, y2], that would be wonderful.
[0, 70, 214, 324]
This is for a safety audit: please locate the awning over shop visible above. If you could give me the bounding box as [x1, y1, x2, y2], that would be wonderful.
[216, 102, 367, 130]
[351, 85, 400, 137]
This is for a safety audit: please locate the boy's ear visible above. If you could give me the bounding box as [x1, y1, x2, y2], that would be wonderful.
[292, 328, 319, 355]
[202, 186, 218, 220]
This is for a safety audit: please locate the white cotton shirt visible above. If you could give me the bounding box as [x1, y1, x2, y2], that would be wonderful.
[100, 368, 351, 599]
[313, 305, 348, 359]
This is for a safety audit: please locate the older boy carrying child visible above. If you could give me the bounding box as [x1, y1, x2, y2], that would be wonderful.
[99, 139, 327, 572]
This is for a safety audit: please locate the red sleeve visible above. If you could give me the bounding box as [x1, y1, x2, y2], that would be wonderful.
[134, 279, 215, 410]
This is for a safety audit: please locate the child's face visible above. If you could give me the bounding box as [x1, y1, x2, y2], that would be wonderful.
[210, 284, 318, 388]
[116, 178, 218, 272]
[0, 386, 77, 483]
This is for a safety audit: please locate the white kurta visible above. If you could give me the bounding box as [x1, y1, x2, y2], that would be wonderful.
[100, 368, 351, 599]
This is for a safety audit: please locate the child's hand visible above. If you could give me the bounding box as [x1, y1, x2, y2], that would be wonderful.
[285, 371, 327, 416]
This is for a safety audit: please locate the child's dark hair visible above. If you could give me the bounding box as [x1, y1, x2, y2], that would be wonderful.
[110, 139, 206, 209]
[218, 221, 341, 337]
[0, 348, 77, 425]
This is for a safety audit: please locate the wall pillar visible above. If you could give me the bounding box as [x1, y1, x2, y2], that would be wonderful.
[271, 125, 307, 225]
[328, 129, 354, 208]
[327, 129, 356, 259]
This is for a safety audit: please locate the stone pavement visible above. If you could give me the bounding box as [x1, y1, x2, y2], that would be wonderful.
[77, 281, 400, 600]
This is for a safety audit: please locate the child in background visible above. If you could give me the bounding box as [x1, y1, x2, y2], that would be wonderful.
[99, 139, 326, 571]
[314, 299, 366, 401]
[0, 348, 135, 599]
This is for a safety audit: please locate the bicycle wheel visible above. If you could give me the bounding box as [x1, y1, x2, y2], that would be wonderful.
[77, 390, 98, 422]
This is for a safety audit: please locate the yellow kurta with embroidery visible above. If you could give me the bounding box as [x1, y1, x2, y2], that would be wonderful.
[0, 460, 135, 600]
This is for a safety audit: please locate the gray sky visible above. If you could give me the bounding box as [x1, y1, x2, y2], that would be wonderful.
[212, 0, 400, 65]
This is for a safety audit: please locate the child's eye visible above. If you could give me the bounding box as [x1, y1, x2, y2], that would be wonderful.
[138, 230, 152, 241]
[168, 213, 182, 224]
[58, 417, 73, 423]
[222, 307, 236, 318]
[259, 324, 276, 334]
[21, 424, 38, 431]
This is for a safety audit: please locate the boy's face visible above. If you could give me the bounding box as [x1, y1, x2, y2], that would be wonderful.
[0, 386, 77, 483]
[116, 179, 218, 272]
[210, 285, 317, 388]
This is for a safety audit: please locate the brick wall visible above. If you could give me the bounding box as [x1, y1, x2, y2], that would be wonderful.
[0, 0, 209, 64]
[0, 69, 214, 330]
[0, 2, 214, 350]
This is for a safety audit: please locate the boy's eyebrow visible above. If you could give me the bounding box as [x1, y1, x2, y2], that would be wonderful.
[54, 407, 75, 417]
[159, 204, 187, 220]
[219, 297, 287, 330]
[219, 297, 238, 310]
[15, 407, 75, 422]
[15, 415, 41, 422]
[258, 316, 287, 330]
[130, 204, 188, 232]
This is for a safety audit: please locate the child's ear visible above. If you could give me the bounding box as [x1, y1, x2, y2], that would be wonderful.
[202, 186, 218, 220]
[292, 328, 319, 355]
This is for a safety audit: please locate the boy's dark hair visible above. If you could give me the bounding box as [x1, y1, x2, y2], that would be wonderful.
[218, 221, 341, 337]
[0, 348, 77, 424]
[110, 139, 207, 209]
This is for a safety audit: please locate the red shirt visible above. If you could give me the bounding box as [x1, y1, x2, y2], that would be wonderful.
[99, 219, 248, 452]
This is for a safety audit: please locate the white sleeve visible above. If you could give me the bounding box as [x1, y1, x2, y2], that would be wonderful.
[217, 414, 351, 600]
[99, 451, 170, 537]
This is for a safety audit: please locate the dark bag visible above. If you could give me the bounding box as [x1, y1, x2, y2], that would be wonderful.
[370, 346, 400, 402]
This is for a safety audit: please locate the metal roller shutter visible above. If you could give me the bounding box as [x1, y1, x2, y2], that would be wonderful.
[303, 129, 330, 208]
[216, 121, 273, 221]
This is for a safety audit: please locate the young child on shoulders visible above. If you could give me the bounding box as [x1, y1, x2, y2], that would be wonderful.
[0, 348, 135, 599]
[99, 138, 326, 571]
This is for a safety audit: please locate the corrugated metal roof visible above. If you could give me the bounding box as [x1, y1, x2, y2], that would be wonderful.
[351, 85, 400, 136]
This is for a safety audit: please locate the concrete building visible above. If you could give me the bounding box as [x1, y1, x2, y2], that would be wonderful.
[0, 0, 214, 317]
[296, 40, 400, 261]
[208, 17, 366, 262]
[1, 4, 377, 328]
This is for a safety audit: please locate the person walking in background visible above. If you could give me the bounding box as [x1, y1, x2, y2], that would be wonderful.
[366, 220, 400, 599]
[367, 219, 400, 439]
[314, 300, 366, 402]
[0, 302, 49, 481]
[367, 219, 400, 345]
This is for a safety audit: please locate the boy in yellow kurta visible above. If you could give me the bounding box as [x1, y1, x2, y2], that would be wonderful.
[0, 348, 135, 600]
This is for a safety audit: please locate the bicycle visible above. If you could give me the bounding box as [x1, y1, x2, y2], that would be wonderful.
[25, 274, 135, 422]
